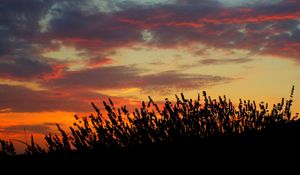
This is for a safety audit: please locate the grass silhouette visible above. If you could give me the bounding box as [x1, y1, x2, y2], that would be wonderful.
[1, 86, 299, 164]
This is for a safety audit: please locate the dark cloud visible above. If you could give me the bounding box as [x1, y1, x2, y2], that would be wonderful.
[199, 58, 253, 65]
[46, 66, 141, 89]
[0, 62, 233, 112]
[1, 123, 58, 134]
[0, 83, 139, 112]
[2, 0, 299, 68]
[46, 66, 233, 93]
[0, 0, 52, 30]
[139, 71, 233, 94]
[0, 1, 63, 80]
[0, 57, 56, 80]
[0, 84, 100, 112]
[47, 10, 141, 52]
[0, 29, 13, 56]
[109, 1, 300, 60]
[0, 0, 55, 47]
[2, 0, 300, 68]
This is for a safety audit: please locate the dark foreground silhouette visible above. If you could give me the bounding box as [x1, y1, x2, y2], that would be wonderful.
[1, 88, 299, 167]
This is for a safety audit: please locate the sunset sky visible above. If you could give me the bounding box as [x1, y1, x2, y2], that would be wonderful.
[0, 0, 300, 151]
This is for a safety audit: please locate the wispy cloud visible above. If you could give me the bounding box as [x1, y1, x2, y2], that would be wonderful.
[1, 123, 60, 134]
[46, 66, 233, 91]
[0, 57, 58, 80]
[199, 58, 253, 65]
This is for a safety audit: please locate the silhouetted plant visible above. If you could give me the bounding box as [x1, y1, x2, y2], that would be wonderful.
[0, 139, 16, 157]
[0, 86, 299, 161]
[24, 136, 45, 156]
[41, 86, 298, 153]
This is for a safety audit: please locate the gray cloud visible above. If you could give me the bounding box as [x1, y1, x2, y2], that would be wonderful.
[1, 0, 300, 75]
[46, 66, 141, 89]
[217, 0, 282, 7]
[46, 66, 233, 93]
[140, 71, 232, 90]
[199, 58, 253, 65]
[0, 63, 233, 112]
[0, 57, 55, 80]
[1, 123, 59, 134]
[0, 84, 105, 112]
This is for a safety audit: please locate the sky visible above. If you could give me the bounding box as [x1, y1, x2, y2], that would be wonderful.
[0, 0, 300, 151]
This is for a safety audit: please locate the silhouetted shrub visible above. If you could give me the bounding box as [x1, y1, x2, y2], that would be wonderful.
[0, 139, 16, 158]
[0, 86, 299, 162]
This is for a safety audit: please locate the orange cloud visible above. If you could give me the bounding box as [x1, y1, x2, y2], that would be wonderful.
[117, 18, 205, 29]
[42, 63, 66, 80]
[87, 58, 114, 68]
[197, 10, 300, 25]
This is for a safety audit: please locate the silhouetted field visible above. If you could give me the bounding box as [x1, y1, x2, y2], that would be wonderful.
[1, 87, 300, 166]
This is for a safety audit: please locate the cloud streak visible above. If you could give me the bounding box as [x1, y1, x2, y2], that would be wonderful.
[0, 84, 98, 112]
[1, 123, 58, 134]
[0, 57, 58, 80]
[46, 66, 233, 91]
[199, 58, 253, 65]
